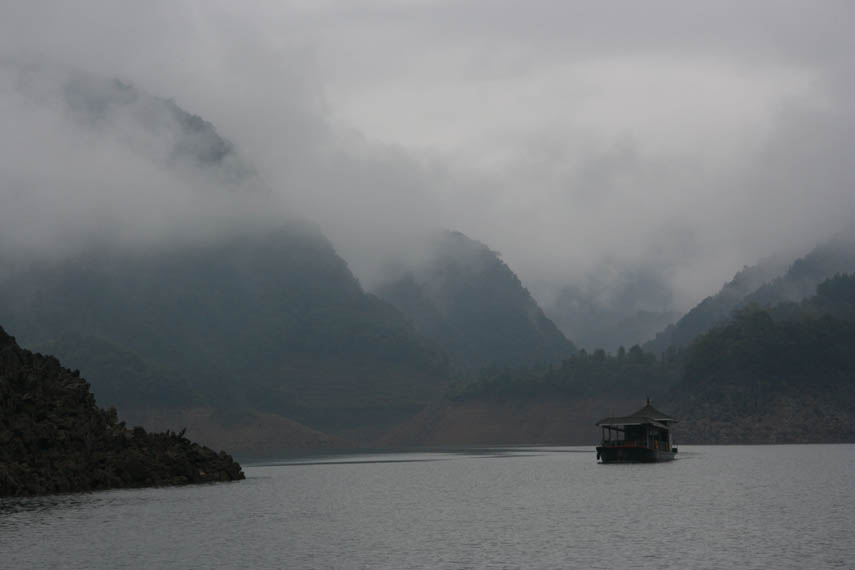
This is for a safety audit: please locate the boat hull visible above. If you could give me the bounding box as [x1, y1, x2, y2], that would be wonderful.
[596, 445, 676, 463]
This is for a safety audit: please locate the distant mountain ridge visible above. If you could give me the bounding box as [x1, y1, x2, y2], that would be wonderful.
[645, 235, 855, 352]
[544, 264, 681, 353]
[385, 273, 855, 445]
[375, 231, 575, 370]
[547, 287, 678, 353]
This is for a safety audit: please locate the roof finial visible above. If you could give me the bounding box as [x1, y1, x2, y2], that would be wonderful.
[646, 395, 650, 405]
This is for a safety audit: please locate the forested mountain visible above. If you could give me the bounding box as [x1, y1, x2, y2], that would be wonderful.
[0, 224, 452, 443]
[374, 231, 575, 370]
[2, 66, 457, 448]
[387, 274, 855, 445]
[667, 304, 855, 442]
[645, 236, 855, 353]
[743, 237, 855, 307]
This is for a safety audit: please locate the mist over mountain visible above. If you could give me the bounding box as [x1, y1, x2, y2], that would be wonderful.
[6, 0, 855, 324]
[375, 231, 575, 369]
[0, 59, 281, 264]
[388, 273, 855, 446]
[646, 234, 855, 353]
[544, 267, 679, 352]
[742, 236, 855, 308]
[3, 1, 855, 455]
[0, 224, 452, 444]
[58, 67, 242, 172]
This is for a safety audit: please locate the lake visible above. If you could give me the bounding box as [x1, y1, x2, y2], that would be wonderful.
[2, 445, 853, 569]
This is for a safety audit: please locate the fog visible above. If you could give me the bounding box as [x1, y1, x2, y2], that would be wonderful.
[2, 1, 854, 318]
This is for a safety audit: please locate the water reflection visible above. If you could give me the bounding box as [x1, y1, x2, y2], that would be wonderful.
[250, 445, 592, 468]
[0, 492, 97, 517]
[271, 457, 451, 467]
[5, 446, 853, 570]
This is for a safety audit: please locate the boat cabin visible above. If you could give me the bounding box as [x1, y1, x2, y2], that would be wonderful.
[595, 399, 678, 462]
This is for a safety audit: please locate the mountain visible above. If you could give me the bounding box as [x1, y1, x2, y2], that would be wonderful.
[374, 231, 575, 370]
[32, 333, 197, 411]
[0, 64, 457, 447]
[0, 224, 452, 444]
[743, 237, 855, 307]
[544, 266, 680, 352]
[645, 236, 855, 353]
[547, 284, 678, 352]
[0, 326, 244, 497]
[666, 302, 855, 443]
[386, 274, 855, 445]
[17, 62, 249, 176]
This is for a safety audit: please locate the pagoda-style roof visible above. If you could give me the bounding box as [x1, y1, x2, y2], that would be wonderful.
[595, 400, 677, 427]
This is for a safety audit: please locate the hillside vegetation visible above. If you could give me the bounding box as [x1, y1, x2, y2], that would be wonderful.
[0, 225, 451, 442]
[389, 274, 855, 445]
[646, 236, 855, 352]
[375, 231, 575, 370]
[0, 326, 243, 497]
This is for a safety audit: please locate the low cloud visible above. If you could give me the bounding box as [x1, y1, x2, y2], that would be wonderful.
[2, 1, 854, 315]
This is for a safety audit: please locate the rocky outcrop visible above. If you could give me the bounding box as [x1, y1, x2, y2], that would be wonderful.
[0, 326, 244, 497]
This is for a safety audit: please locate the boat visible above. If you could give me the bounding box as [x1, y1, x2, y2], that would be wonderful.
[595, 399, 678, 463]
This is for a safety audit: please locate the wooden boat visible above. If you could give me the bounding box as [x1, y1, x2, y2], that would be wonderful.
[595, 399, 678, 463]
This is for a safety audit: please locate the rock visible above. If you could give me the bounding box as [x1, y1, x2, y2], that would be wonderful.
[0, 326, 245, 497]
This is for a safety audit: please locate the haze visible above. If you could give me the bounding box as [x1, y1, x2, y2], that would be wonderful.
[2, 0, 854, 318]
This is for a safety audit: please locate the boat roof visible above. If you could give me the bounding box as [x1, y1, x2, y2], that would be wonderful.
[596, 417, 670, 430]
[595, 401, 677, 428]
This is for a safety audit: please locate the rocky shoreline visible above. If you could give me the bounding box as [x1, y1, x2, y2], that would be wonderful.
[0, 327, 244, 497]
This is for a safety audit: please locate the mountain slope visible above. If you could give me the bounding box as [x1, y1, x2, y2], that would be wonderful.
[0, 224, 452, 442]
[0, 65, 456, 445]
[388, 274, 855, 445]
[646, 236, 855, 352]
[375, 231, 575, 370]
[665, 304, 855, 443]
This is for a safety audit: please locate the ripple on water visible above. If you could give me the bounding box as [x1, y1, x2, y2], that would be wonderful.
[2, 445, 854, 569]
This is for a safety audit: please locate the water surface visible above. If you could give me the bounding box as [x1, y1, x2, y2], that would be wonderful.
[2, 445, 853, 569]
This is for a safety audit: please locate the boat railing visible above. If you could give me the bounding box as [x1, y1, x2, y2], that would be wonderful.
[599, 439, 670, 450]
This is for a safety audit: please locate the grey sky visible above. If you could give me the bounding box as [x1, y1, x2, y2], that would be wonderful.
[2, 0, 854, 312]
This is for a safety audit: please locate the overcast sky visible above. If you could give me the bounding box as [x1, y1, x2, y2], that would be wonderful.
[2, 1, 854, 312]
